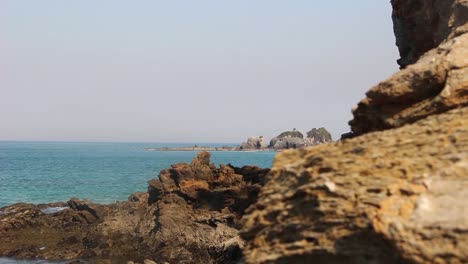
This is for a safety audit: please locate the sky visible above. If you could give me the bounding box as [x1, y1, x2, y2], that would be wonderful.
[0, 1, 399, 143]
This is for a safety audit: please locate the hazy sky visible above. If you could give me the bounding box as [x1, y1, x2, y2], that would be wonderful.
[0, 1, 399, 143]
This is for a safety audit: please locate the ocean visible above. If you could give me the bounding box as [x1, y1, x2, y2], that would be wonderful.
[0, 141, 276, 208]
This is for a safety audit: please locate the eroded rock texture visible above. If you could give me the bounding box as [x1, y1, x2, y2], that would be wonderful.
[0, 152, 269, 263]
[392, 0, 468, 67]
[350, 31, 468, 136]
[350, 0, 468, 136]
[241, 107, 468, 264]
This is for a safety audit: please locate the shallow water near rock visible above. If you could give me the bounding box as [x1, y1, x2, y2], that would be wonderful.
[0, 141, 276, 207]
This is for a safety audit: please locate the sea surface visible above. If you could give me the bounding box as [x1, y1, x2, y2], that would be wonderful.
[0, 141, 276, 208]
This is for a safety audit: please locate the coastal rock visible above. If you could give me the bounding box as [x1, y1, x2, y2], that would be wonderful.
[240, 2, 468, 263]
[350, 31, 468, 136]
[238, 136, 268, 150]
[241, 107, 468, 264]
[391, 0, 468, 67]
[306, 127, 332, 143]
[269, 128, 332, 150]
[0, 152, 270, 263]
[350, 0, 468, 136]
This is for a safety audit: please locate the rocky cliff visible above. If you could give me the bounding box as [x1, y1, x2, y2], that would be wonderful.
[240, 0, 468, 263]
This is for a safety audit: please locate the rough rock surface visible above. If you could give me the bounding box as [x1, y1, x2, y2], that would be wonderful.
[241, 107, 468, 264]
[350, 32, 468, 136]
[238, 136, 268, 150]
[0, 152, 270, 263]
[350, 0, 468, 135]
[391, 0, 468, 67]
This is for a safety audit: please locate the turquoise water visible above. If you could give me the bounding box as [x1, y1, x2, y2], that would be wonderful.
[0, 141, 276, 208]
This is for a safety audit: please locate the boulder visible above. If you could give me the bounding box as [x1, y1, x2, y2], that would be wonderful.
[241, 107, 468, 264]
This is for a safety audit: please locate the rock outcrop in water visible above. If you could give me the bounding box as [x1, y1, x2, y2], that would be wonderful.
[0, 152, 270, 263]
[268, 128, 333, 150]
[238, 136, 268, 150]
[236, 128, 333, 151]
[240, 0, 468, 263]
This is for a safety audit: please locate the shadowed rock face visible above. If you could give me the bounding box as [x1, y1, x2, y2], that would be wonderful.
[391, 0, 468, 68]
[0, 152, 270, 263]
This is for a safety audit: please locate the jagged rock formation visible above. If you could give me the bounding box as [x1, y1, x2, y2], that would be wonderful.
[241, 107, 468, 264]
[350, 0, 468, 136]
[238, 136, 268, 150]
[240, 1, 468, 263]
[0, 152, 270, 263]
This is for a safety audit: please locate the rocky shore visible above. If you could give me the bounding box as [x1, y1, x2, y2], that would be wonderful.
[1, 0, 467, 263]
[0, 152, 270, 263]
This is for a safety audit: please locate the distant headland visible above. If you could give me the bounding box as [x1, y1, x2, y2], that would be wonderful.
[145, 127, 333, 152]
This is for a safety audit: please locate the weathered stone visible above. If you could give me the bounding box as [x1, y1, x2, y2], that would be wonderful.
[241, 107, 468, 264]
[350, 32, 468, 135]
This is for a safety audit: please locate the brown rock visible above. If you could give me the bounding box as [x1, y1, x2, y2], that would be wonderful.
[241, 107, 468, 264]
[0, 152, 270, 263]
[350, 32, 468, 135]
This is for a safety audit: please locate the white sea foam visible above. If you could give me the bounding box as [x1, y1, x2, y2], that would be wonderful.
[40, 207, 69, 214]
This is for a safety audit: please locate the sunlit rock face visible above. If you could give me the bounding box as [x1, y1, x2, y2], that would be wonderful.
[350, 0, 468, 136]
[241, 108, 468, 264]
[240, 1, 468, 263]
